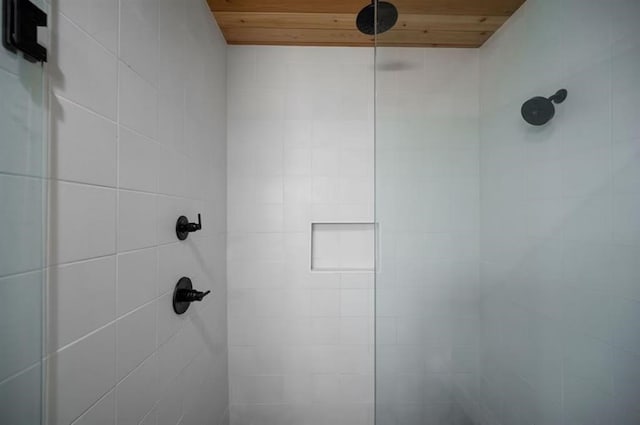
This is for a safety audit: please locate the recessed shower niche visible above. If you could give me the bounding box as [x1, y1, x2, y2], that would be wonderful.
[311, 223, 376, 271]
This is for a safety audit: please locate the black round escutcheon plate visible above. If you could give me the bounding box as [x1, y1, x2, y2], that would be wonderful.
[176, 216, 189, 241]
[173, 277, 193, 315]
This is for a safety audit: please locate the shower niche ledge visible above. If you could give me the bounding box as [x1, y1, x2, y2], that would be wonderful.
[311, 222, 376, 272]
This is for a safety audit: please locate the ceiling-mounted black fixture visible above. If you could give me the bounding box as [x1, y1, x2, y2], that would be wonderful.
[521, 89, 568, 126]
[176, 214, 202, 241]
[172, 277, 210, 315]
[356, 0, 398, 35]
[2, 0, 47, 62]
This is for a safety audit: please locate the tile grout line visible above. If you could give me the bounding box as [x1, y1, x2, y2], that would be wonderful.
[114, 0, 122, 420]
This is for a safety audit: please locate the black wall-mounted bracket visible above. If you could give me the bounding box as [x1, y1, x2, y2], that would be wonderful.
[172, 277, 210, 315]
[176, 214, 202, 241]
[2, 0, 47, 63]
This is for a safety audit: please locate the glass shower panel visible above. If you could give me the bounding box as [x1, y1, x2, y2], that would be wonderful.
[0, 1, 48, 423]
[375, 2, 640, 425]
[374, 21, 481, 425]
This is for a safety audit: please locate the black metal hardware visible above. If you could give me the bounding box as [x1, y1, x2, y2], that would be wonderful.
[521, 89, 568, 126]
[176, 214, 202, 241]
[3, 0, 47, 62]
[172, 277, 210, 315]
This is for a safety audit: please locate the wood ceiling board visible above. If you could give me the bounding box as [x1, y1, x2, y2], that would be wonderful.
[377, 29, 494, 46]
[208, 0, 526, 47]
[208, 0, 525, 15]
[378, 0, 525, 15]
[214, 12, 360, 30]
[224, 28, 491, 48]
[223, 27, 374, 46]
[215, 12, 507, 32]
[208, 0, 379, 14]
[394, 14, 507, 31]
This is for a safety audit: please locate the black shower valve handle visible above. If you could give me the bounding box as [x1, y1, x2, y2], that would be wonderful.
[176, 213, 202, 240]
[175, 288, 211, 303]
[185, 213, 202, 232]
[172, 277, 211, 314]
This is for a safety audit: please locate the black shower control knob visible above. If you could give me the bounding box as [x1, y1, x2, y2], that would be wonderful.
[176, 214, 202, 240]
[176, 288, 211, 303]
[172, 277, 210, 315]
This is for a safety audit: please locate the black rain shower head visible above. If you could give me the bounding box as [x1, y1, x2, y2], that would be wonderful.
[356, 0, 398, 35]
[521, 89, 568, 126]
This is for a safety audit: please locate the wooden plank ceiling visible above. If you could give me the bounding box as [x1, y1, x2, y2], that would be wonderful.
[207, 0, 526, 48]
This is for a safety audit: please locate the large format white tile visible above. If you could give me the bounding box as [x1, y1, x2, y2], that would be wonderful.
[157, 328, 189, 390]
[71, 390, 115, 425]
[50, 181, 116, 265]
[0, 364, 43, 425]
[119, 0, 159, 86]
[48, 324, 116, 425]
[610, 298, 640, 356]
[156, 145, 188, 197]
[158, 0, 187, 97]
[57, 0, 118, 53]
[139, 407, 158, 425]
[116, 302, 157, 381]
[52, 96, 117, 187]
[118, 191, 157, 252]
[117, 248, 158, 315]
[158, 92, 184, 149]
[119, 62, 158, 140]
[119, 127, 159, 192]
[48, 256, 116, 352]
[612, 44, 640, 143]
[0, 272, 43, 382]
[0, 67, 45, 177]
[157, 241, 192, 295]
[51, 13, 117, 119]
[613, 192, 640, 245]
[157, 292, 186, 346]
[0, 175, 44, 276]
[116, 353, 158, 425]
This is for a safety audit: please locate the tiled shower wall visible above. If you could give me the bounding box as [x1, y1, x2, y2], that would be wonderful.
[46, 0, 228, 424]
[226, 46, 376, 425]
[478, 0, 640, 424]
[0, 1, 47, 423]
[375, 48, 481, 425]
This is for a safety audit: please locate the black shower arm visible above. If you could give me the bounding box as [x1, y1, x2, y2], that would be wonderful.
[548, 89, 568, 104]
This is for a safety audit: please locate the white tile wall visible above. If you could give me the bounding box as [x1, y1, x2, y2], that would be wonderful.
[3, 1, 636, 424]
[0, 175, 46, 276]
[311, 223, 375, 271]
[227, 46, 375, 425]
[478, 0, 640, 424]
[48, 257, 116, 351]
[50, 181, 117, 264]
[0, 1, 47, 421]
[52, 13, 118, 120]
[52, 97, 117, 187]
[48, 324, 117, 425]
[374, 47, 481, 425]
[0, 272, 44, 382]
[46, 1, 228, 425]
[117, 248, 158, 315]
[72, 391, 116, 425]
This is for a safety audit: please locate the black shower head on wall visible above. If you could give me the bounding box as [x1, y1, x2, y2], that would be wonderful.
[356, 0, 398, 35]
[521, 89, 568, 126]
